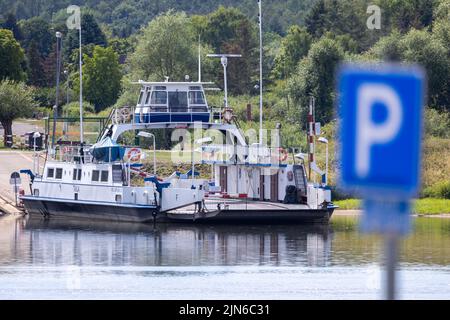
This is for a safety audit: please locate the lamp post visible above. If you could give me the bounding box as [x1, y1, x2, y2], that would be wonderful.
[207, 54, 241, 109]
[52, 31, 62, 150]
[318, 137, 329, 185]
[63, 70, 70, 138]
[138, 131, 156, 175]
[33, 132, 41, 174]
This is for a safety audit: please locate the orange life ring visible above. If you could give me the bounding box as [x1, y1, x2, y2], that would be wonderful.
[127, 148, 142, 162]
[278, 148, 288, 162]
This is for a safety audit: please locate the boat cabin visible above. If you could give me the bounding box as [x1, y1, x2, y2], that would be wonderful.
[134, 82, 211, 124]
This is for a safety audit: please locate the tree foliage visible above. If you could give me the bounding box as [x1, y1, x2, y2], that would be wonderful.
[287, 37, 345, 124]
[0, 29, 26, 81]
[129, 11, 197, 82]
[80, 46, 122, 112]
[0, 80, 37, 146]
[273, 25, 312, 79]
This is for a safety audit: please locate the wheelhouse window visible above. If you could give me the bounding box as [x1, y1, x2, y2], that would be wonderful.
[55, 168, 63, 179]
[92, 170, 100, 182]
[189, 91, 205, 105]
[137, 90, 145, 105]
[144, 91, 151, 105]
[101, 170, 109, 182]
[151, 91, 167, 105]
[47, 168, 54, 178]
[168, 91, 188, 112]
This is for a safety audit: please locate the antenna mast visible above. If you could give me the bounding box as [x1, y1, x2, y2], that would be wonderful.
[79, 20, 84, 144]
[198, 35, 202, 83]
[258, 0, 263, 145]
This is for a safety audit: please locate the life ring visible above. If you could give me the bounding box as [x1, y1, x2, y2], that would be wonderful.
[278, 148, 288, 162]
[127, 148, 142, 162]
[222, 108, 234, 123]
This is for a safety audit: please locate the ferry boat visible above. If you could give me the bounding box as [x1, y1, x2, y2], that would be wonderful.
[91, 77, 337, 224]
[19, 132, 206, 222]
[17, 1, 336, 224]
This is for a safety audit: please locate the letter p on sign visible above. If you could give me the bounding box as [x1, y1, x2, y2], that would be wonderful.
[338, 63, 425, 200]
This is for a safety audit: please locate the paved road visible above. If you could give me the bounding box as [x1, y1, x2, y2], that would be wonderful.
[0, 120, 44, 138]
[0, 151, 39, 202]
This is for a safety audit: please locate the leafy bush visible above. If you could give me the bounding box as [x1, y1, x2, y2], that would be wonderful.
[62, 101, 95, 118]
[425, 108, 450, 138]
[422, 181, 450, 199]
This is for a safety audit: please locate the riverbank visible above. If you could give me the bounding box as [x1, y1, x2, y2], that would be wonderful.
[334, 199, 450, 215]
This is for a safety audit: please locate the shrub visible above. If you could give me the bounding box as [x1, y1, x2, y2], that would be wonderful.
[422, 181, 450, 199]
[62, 101, 95, 118]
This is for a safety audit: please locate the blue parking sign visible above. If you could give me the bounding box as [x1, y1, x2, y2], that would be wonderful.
[338, 63, 425, 199]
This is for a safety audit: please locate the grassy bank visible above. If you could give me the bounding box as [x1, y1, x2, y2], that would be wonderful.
[334, 199, 450, 215]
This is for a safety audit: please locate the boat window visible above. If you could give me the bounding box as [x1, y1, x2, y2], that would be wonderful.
[137, 91, 144, 105]
[189, 91, 206, 105]
[92, 170, 100, 182]
[101, 170, 109, 182]
[115, 194, 122, 203]
[72, 169, 82, 181]
[144, 91, 151, 105]
[55, 168, 63, 179]
[47, 168, 54, 178]
[154, 86, 166, 90]
[168, 91, 188, 112]
[189, 86, 202, 90]
[151, 91, 167, 105]
[112, 165, 123, 183]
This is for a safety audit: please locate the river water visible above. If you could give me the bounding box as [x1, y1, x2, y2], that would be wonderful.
[0, 214, 449, 300]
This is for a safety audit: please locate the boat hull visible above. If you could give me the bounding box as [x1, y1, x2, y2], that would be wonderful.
[21, 196, 159, 223]
[21, 197, 335, 225]
[166, 208, 334, 224]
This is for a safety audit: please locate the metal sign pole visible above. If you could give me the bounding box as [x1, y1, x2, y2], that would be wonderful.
[385, 233, 398, 300]
[14, 178, 17, 207]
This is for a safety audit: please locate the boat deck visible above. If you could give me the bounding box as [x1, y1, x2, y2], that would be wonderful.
[165, 196, 336, 224]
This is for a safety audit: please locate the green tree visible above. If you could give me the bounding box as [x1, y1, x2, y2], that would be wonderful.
[287, 37, 345, 124]
[193, 6, 258, 94]
[81, 46, 122, 112]
[366, 31, 404, 61]
[26, 40, 46, 87]
[129, 11, 197, 81]
[19, 17, 53, 56]
[273, 26, 312, 79]
[65, 12, 107, 63]
[0, 80, 36, 147]
[401, 29, 450, 109]
[0, 29, 26, 81]
[1, 12, 23, 41]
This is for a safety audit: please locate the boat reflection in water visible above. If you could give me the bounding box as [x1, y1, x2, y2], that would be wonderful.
[23, 217, 333, 268]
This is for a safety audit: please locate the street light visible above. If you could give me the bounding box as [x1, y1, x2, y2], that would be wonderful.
[33, 132, 41, 174]
[318, 137, 329, 185]
[52, 31, 62, 150]
[207, 54, 241, 109]
[138, 131, 156, 175]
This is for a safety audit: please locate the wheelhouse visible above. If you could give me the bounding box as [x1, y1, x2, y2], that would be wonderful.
[134, 82, 211, 124]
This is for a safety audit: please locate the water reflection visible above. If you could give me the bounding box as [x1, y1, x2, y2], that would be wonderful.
[1, 217, 333, 267]
[1, 215, 449, 299]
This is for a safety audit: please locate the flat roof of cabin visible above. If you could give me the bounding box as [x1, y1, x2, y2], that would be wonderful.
[133, 81, 215, 86]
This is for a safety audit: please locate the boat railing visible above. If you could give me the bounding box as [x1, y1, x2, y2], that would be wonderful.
[51, 145, 93, 164]
[109, 105, 227, 126]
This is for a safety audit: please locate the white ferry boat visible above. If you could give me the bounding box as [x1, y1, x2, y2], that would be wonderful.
[19, 139, 205, 222]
